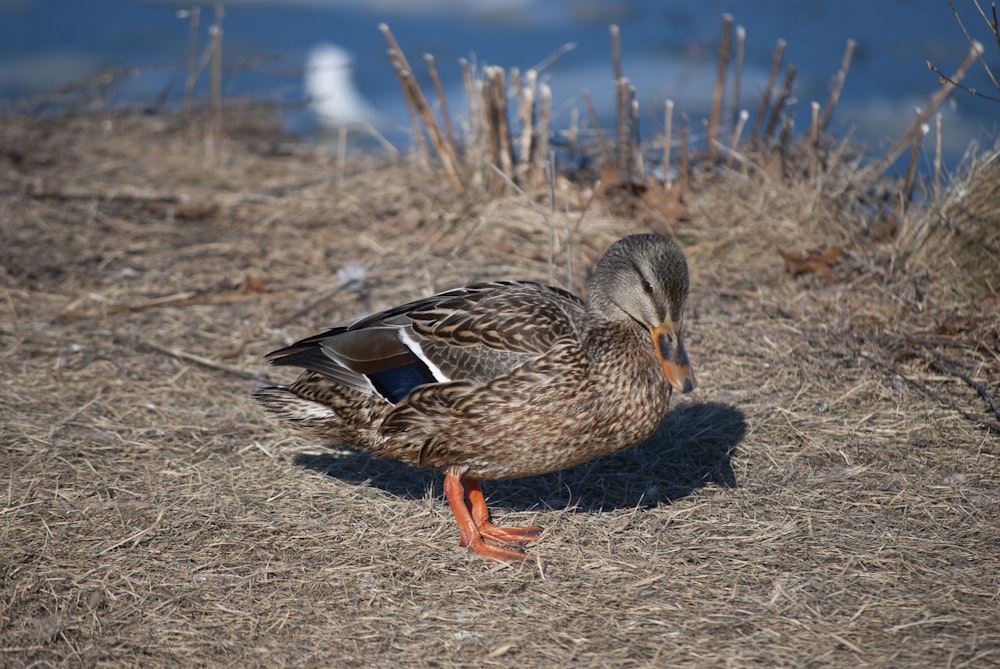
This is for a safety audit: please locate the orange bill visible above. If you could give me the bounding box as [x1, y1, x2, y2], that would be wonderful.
[650, 320, 695, 394]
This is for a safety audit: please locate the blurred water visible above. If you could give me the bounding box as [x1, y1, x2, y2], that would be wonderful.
[1, 0, 997, 169]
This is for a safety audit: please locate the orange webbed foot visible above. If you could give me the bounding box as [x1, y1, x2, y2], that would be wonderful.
[464, 535, 537, 563]
[464, 478, 543, 546]
[444, 472, 543, 563]
[478, 521, 543, 546]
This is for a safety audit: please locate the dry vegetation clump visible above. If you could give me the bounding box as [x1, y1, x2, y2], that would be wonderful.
[2, 14, 999, 668]
[901, 151, 1000, 296]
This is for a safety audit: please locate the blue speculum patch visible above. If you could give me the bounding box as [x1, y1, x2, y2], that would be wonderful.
[368, 361, 436, 403]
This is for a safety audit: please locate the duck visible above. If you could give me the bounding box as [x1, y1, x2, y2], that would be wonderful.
[253, 233, 695, 563]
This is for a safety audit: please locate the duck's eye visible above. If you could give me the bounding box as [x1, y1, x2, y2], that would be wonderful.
[641, 279, 654, 294]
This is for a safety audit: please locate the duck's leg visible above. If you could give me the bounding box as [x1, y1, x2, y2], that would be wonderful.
[464, 478, 543, 544]
[443, 470, 534, 563]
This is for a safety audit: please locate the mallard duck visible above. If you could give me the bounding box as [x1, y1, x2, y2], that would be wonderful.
[254, 234, 695, 562]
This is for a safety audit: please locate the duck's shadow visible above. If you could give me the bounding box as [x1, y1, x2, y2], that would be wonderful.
[293, 402, 745, 513]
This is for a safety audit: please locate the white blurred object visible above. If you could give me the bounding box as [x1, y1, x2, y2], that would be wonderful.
[337, 261, 369, 292]
[304, 43, 396, 157]
[304, 43, 378, 128]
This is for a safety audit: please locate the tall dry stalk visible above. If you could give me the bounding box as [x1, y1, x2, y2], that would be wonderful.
[484, 66, 513, 193]
[751, 39, 786, 146]
[615, 77, 631, 181]
[876, 42, 982, 173]
[707, 14, 733, 163]
[610, 24, 622, 82]
[424, 54, 456, 151]
[459, 58, 482, 146]
[820, 39, 856, 133]
[183, 7, 200, 114]
[730, 25, 745, 130]
[380, 24, 464, 195]
[517, 69, 537, 183]
[728, 109, 748, 167]
[776, 114, 794, 174]
[896, 109, 929, 240]
[207, 4, 224, 160]
[933, 112, 944, 203]
[806, 101, 821, 178]
[762, 64, 796, 146]
[663, 99, 674, 182]
[388, 49, 430, 170]
[583, 90, 609, 162]
[533, 83, 551, 186]
[632, 92, 644, 177]
[679, 113, 690, 191]
[928, 0, 1000, 102]
[902, 110, 927, 201]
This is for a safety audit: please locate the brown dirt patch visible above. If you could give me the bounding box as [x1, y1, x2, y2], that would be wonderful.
[2, 110, 998, 667]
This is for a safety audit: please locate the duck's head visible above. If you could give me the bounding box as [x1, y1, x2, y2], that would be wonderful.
[588, 234, 695, 394]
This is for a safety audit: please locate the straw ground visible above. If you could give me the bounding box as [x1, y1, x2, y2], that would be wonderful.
[1, 109, 998, 668]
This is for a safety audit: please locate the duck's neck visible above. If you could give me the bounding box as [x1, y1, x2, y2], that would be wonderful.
[582, 317, 675, 437]
[583, 317, 658, 372]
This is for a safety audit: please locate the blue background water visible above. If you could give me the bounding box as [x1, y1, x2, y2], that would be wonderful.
[2, 0, 997, 169]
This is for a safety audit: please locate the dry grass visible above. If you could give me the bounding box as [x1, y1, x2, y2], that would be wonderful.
[1, 109, 998, 668]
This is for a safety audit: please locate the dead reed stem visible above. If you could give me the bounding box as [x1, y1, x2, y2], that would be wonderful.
[779, 114, 794, 161]
[458, 58, 475, 129]
[534, 83, 552, 186]
[877, 42, 981, 173]
[583, 90, 609, 162]
[484, 66, 513, 194]
[56, 288, 289, 322]
[389, 53, 430, 170]
[424, 54, 456, 151]
[731, 25, 745, 129]
[679, 113, 689, 191]
[792, 101, 817, 174]
[517, 69, 537, 183]
[903, 110, 926, 201]
[808, 101, 821, 178]
[494, 66, 514, 185]
[707, 14, 733, 164]
[459, 58, 481, 145]
[141, 338, 262, 382]
[532, 42, 577, 73]
[379, 39, 427, 166]
[380, 24, 465, 196]
[937, 0, 1000, 99]
[933, 112, 943, 202]
[728, 109, 749, 167]
[632, 93, 644, 177]
[820, 39, 856, 133]
[616, 77, 631, 181]
[207, 4, 224, 161]
[183, 7, 200, 114]
[895, 109, 928, 241]
[610, 24, 622, 82]
[609, 26, 632, 181]
[751, 39, 786, 146]
[546, 152, 556, 285]
[969, 0, 1000, 71]
[509, 67, 521, 102]
[663, 99, 674, 182]
[762, 64, 796, 146]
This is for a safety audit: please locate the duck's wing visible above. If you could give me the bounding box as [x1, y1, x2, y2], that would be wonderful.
[265, 281, 584, 403]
